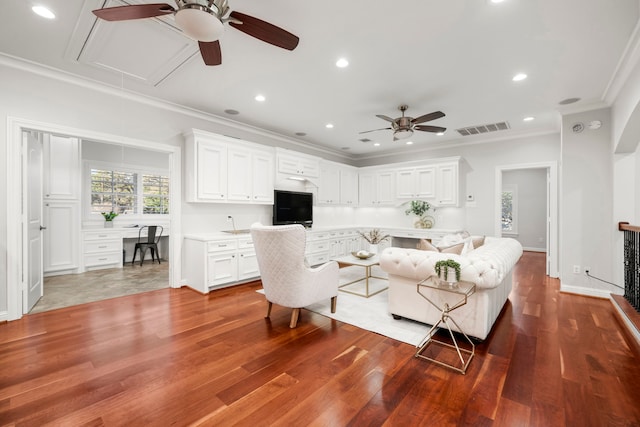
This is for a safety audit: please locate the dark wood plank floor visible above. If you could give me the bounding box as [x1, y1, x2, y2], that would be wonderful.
[1, 252, 639, 426]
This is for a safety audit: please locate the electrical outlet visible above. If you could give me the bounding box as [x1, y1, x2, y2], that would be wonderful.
[227, 215, 233, 222]
[573, 265, 580, 274]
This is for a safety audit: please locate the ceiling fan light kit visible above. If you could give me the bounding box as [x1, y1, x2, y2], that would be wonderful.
[174, 7, 224, 41]
[360, 104, 446, 142]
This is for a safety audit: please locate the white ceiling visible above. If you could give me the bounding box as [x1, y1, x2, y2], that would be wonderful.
[1, 0, 639, 158]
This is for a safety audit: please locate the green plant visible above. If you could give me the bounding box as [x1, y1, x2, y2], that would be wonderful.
[101, 211, 118, 221]
[435, 259, 461, 281]
[359, 229, 390, 244]
[404, 200, 432, 217]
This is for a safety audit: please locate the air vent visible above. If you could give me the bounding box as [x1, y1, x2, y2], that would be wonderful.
[359, 138, 372, 142]
[456, 121, 510, 136]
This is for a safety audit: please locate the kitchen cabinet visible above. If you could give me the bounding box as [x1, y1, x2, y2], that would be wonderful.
[182, 235, 259, 293]
[185, 130, 274, 204]
[318, 161, 341, 205]
[436, 162, 459, 206]
[396, 166, 436, 200]
[358, 170, 395, 206]
[276, 148, 320, 179]
[340, 167, 359, 205]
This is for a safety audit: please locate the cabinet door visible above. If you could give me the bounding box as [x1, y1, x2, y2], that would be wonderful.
[43, 201, 79, 272]
[277, 155, 301, 175]
[43, 135, 79, 200]
[251, 152, 274, 203]
[415, 167, 436, 199]
[318, 166, 340, 205]
[207, 251, 238, 286]
[436, 163, 459, 206]
[300, 158, 320, 178]
[197, 141, 227, 200]
[358, 173, 377, 206]
[340, 169, 358, 205]
[238, 250, 260, 280]
[376, 171, 396, 205]
[227, 148, 252, 201]
[396, 168, 416, 199]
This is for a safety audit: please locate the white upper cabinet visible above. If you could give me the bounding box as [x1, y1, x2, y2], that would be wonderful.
[318, 162, 341, 205]
[396, 166, 436, 200]
[276, 148, 320, 179]
[185, 130, 274, 204]
[43, 134, 80, 200]
[359, 170, 395, 206]
[340, 167, 359, 206]
[436, 162, 459, 206]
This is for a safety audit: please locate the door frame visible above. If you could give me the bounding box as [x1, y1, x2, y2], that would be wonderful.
[495, 161, 559, 278]
[6, 116, 182, 321]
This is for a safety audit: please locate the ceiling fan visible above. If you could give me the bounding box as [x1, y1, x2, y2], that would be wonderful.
[360, 105, 446, 141]
[92, 1, 299, 66]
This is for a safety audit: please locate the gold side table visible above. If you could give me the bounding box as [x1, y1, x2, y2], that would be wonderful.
[415, 277, 476, 374]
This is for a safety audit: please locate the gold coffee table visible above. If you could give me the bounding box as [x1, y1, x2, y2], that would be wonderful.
[332, 254, 388, 298]
[415, 277, 476, 374]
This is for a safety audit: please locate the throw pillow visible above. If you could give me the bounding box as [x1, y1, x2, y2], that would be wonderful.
[417, 239, 438, 251]
[439, 241, 465, 255]
[472, 235, 485, 249]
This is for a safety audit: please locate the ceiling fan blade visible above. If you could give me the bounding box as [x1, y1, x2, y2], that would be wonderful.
[411, 111, 445, 124]
[229, 11, 299, 50]
[376, 114, 396, 123]
[415, 125, 447, 133]
[359, 127, 392, 134]
[92, 4, 175, 21]
[199, 40, 222, 66]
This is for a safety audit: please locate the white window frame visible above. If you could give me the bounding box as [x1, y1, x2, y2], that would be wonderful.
[84, 160, 170, 220]
[502, 184, 518, 235]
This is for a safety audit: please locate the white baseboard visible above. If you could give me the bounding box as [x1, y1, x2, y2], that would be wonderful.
[0, 311, 8, 322]
[610, 296, 640, 345]
[560, 283, 610, 298]
[522, 247, 546, 252]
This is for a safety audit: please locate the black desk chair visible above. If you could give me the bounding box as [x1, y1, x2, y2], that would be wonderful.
[132, 225, 163, 266]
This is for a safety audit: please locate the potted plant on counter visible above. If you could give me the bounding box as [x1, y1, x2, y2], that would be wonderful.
[358, 228, 390, 254]
[101, 211, 118, 228]
[435, 259, 461, 284]
[404, 200, 435, 229]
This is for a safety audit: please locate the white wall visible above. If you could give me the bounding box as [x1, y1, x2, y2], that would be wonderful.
[560, 108, 616, 296]
[503, 169, 547, 250]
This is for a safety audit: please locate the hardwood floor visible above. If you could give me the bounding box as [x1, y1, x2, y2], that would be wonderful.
[1, 252, 639, 426]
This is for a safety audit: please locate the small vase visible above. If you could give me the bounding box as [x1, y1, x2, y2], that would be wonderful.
[439, 267, 458, 283]
[369, 243, 379, 254]
[104, 221, 113, 228]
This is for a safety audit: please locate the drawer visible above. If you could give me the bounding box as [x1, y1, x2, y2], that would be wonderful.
[237, 238, 255, 249]
[84, 251, 121, 267]
[307, 253, 329, 266]
[84, 230, 121, 241]
[207, 239, 238, 252]
[307, 232, 330, 241]
[307, 240, 329, 253]
[84, 239, 121, 254]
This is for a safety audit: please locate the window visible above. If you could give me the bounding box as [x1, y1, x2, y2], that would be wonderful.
[501, 185, 517, 234]
[91, 169, 137, 214]
[142, 174, 170, 214]
[89, 167, 169, 216]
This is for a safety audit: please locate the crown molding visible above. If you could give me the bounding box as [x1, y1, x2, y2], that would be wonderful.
[0, 53, 353, 162]
[603, 18, 640, 105]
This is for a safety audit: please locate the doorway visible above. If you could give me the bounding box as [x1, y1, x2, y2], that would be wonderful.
[6, 117, 182, 321]
[495, 162, 559, 278]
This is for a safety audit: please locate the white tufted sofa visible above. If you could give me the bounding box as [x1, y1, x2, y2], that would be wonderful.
[379, 237, 523, 340]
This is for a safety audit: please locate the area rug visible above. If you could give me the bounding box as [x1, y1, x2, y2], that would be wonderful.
[259, 265, 432, 346]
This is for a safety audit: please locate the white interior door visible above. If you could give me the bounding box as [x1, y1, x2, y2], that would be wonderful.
[26, 131, 44, 312]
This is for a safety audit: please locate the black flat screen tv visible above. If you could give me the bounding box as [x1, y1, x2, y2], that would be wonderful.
[273, 190, 313, 227]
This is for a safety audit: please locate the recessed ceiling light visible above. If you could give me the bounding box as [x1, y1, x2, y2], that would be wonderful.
[224, 109, 239, 115]
[512, 73, 527, 82]
[325, 123, 334, 129]
[406, 141, 414, 145]
[254, 94, 266, 102]
[32, 5, 55, 19]
[490, 0, 506, 3]
[374, 143, 380, 147]
[523, 116, 535, 121]
[295, 132, 307, 137]
[336, 58, 349, 68]
[436, 132, 444, 136]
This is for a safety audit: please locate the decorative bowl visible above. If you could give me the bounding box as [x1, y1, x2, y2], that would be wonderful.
[352, 251, 374, 259]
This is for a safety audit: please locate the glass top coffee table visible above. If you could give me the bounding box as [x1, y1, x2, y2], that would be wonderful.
[332, 254, 388, 298]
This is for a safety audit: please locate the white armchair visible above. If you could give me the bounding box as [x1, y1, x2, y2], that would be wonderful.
[250, 223, 339, 328]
